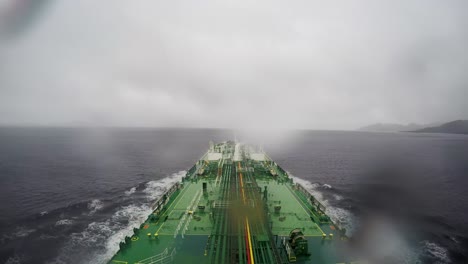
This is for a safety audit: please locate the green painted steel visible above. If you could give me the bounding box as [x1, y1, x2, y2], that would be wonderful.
[109, 141, 360, 264]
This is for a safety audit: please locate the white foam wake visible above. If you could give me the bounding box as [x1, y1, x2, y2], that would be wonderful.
[96, 171, 186, 263]
[49, 170, 186, 264]
[143, 171, 186, 201]
[290, 175, 358, 236]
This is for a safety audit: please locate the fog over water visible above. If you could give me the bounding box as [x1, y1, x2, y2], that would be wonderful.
[1, 1, 468, 129]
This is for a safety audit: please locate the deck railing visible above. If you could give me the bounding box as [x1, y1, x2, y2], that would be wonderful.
[135, 248, 176, 264]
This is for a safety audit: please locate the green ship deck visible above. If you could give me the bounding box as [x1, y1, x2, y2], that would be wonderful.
[110, 141, 359, 264]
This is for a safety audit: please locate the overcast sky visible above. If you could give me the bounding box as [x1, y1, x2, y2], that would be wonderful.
[0, 0, 467, 130]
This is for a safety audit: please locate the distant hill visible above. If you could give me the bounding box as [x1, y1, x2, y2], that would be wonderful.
[358, 123, 427, 132]
[410, 120, 468, 135]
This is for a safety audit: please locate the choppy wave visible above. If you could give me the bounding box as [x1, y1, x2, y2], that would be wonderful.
[87, 199, 104, 215]
[124, 187, 136, 196]
[55, 219, 74, 226]
[1, 226, 36, 244]
[420, 240, 450, 264]
[5, 255, 22, 264]
[13, 226, 36, 238]
[39, 234, 59, 240]
[49, 170, 186, 264]
[333, 194, 343, 201]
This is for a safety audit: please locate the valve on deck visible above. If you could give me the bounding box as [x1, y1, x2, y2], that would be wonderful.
[288, 228, 309, 257]
[274, 205, 282, 214]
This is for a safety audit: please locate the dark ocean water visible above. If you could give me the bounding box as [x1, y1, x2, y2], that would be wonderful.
[0, 128, 467, 263]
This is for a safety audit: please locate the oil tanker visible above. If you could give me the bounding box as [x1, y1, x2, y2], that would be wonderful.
[109, 141, 358, 263]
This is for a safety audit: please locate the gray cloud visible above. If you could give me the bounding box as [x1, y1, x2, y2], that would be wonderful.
[1, 0, 467, 129]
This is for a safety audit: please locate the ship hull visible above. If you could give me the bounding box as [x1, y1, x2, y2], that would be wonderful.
[110, 141, 357, 263]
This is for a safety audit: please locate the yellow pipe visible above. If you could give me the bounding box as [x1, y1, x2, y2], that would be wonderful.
[246, 218, 255, 264]
[240, 173, 246, 204]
